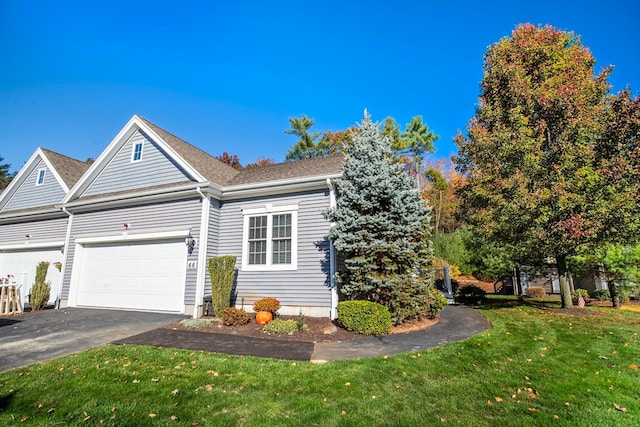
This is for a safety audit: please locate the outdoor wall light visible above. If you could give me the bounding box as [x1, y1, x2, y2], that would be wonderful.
[25, 234, 31, 239]
[123, 223, 130, 229]
[185, 237, 197, 248]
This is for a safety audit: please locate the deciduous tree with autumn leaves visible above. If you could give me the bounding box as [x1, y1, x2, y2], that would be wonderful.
[455, 24, 640, 308]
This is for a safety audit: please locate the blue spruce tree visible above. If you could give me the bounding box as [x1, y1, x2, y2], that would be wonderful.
[325, 111, 440, 324]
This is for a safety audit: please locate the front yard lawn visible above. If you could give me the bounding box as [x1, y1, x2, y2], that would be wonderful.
[1, 302, 638, 426]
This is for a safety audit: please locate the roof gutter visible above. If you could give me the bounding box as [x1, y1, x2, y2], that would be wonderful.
[58, 182, 221, 212]
[221, 173, 342, 200]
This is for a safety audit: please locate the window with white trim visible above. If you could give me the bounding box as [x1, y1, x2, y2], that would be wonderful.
[36, 168, 46, 186]
[242, 204, 298, 271]
[131, 142, 143, 162]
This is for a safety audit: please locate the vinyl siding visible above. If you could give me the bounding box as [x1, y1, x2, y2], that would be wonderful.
[61, 198, 202, 306]
[0, 217, 68, 246]
[83, 130, 194, 196]
[217, 190, 332, 310]
[2, 161, 66, 211]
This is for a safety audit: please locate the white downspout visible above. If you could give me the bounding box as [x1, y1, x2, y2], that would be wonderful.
[327, 178, 338, 320]
[193, 186, 210, 318]
[58, 206, 73, 309]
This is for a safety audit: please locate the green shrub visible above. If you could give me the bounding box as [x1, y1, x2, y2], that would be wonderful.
[591, 289, 610, 301]
[179, 318, 215, 329]
[572, 288, 589, 298]
[35, 261, 49, 285]
[29, 261, 51, 311]
[525, 286, 546, 298]
[427, 287, 448, 317]
[29, 282, 51, 311]
[620, 294, 630, 304]
[263, 318, 304, 334]
[296, 311, 307, 332]
[455, 284, 486, 305]
[253, 297, 280, 313]
[222, 307, 250, 326]
[208, 255, 237, 317]
[337, 301, 392, 336]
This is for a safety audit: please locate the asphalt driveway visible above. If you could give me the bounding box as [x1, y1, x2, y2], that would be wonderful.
[0, 308, 185, 372]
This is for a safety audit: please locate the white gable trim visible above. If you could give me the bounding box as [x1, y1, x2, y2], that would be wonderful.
[0, 148, 70, 211]
[62, 115, 207, 204]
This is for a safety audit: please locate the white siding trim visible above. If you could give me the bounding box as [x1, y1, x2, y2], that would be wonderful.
[75, 228, 190, 244]
[327, 178, 338, 320]
[0, 241, 65, 251]
[36, 168, 46, 186]
[193, 190, 210, 318]
[130, 140, 144, 163]
[240, 204, 298, 272]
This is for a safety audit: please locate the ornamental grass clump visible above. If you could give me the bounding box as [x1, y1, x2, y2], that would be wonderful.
[179, 319, 215, 329]
[252, 297, 280, 313]
[525, 286, 546, 299]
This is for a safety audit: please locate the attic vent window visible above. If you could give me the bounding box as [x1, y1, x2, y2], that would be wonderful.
[36, 168, 46, 186]
[131, 142, 143, 162]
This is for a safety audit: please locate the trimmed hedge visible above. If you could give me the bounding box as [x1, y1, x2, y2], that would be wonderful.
[337, 301, 392, 336]
[455, 284, 486, 305]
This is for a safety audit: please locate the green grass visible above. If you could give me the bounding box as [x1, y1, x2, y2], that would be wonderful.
[1, 302, 638, 426]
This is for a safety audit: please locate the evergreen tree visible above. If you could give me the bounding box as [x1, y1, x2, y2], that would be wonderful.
[284, 115, 322, 160]
[0, 156, 14, 191]
[324, 111, 435, 324]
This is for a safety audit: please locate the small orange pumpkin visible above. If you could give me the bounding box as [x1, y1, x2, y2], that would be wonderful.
[255, 311, 273, 325]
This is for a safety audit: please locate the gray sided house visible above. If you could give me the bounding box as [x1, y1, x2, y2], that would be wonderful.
[0, 148, 91, 306]
[1, 115, 343, 318]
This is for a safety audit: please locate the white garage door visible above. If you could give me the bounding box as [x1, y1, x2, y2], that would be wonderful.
[0, 248, 61, 305]
[75, 239, 187, 312]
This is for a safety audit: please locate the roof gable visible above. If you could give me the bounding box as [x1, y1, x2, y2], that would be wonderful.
[0, 148, 88, 213]
[64, 115, 240, 203]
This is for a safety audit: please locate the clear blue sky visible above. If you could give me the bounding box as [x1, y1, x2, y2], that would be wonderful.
[1, 0, 638, 174]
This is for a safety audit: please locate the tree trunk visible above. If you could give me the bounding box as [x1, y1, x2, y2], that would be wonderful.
[607, 280, 621, 308]
[557, 255, 573, 309]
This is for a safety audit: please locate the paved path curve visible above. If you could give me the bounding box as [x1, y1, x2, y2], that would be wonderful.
[311, 304, 490, 362]
[1, 305, 489, 371]
[117, 304, 490, 362]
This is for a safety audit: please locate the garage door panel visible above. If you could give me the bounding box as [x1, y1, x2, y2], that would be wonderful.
[75, 239, 186, 312]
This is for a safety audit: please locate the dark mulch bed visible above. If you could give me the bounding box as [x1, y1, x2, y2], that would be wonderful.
[166, 314, 440, 343]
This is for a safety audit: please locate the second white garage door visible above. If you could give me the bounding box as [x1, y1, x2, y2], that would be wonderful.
[75, 239, 187, 312]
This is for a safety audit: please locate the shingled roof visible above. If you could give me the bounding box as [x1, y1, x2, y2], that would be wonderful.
[139, 116, 343, 187]
[230, 155, 343, 185]
[41, 148, 91, 189]
[138, 116, 240, 186]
